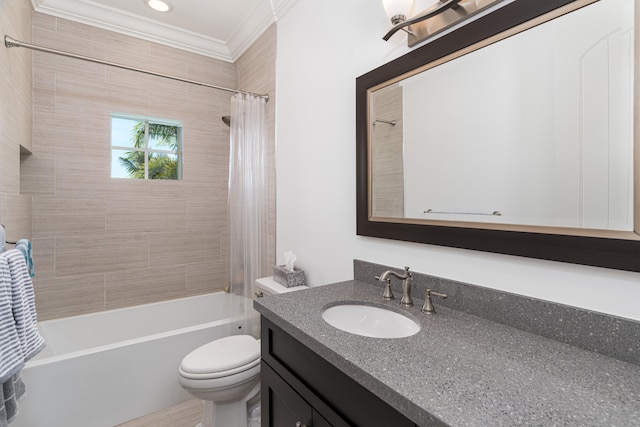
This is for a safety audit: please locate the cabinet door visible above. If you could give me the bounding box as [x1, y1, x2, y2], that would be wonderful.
[263, 318, 418, 427]
[312, 410, 332, 427]
[262, 361, 313, 427]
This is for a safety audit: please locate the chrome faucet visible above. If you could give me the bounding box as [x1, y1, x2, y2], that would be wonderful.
[375, 266, 413, 307]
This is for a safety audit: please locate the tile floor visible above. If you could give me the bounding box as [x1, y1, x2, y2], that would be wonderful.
[116, 399, 202, 427]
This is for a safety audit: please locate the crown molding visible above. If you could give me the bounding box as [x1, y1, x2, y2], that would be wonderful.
[31, 0, 298, 62]
[228, 0, 298, 61]
[30, 0, 222, 61]
[272, 0, 299, 19]
[226, 0, 277, 62]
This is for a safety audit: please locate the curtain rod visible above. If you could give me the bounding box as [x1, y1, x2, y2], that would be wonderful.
[4, 35, 269, 101]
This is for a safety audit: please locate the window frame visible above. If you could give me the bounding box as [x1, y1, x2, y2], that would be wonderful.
[110, 113, 184, 180]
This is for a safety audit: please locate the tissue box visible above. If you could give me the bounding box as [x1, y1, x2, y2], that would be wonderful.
[273, 265, 306, 288]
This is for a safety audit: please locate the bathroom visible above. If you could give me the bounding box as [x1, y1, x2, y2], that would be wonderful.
[1, 0, 639, 425]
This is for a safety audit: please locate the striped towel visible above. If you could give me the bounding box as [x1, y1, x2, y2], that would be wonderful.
[0, 373, 25, 426]
[0, 250, 45, 426]
[3, 250, 44, 361]
[0, 255, 24, 383]
[14, 240, 34, 279]
[0, 255, 25, 427]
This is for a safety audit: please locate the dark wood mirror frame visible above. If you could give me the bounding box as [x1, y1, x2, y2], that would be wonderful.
[356, 0, 640, 273]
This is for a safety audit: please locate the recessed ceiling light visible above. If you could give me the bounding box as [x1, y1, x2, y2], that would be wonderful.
[144, 0, 173, 12]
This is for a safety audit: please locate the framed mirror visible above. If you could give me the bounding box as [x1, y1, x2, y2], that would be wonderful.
[356, 0, 640, 272]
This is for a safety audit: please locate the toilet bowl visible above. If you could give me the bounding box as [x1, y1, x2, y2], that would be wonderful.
[178, 335, 261, 427]
[178, 277, 306, 427]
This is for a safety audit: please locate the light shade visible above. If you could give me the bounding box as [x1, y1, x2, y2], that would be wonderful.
[382, 0, 414, 22]
[421, 0, 443, 10]
[144, 0, 173, 12]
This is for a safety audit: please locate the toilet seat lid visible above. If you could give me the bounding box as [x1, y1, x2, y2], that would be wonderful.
[180, 335, 260, 375]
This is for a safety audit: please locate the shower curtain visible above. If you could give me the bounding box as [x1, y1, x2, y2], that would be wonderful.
[228, 93, 268, 337]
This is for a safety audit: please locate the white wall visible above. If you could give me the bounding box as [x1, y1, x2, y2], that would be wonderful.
[275, 0, 640, 321]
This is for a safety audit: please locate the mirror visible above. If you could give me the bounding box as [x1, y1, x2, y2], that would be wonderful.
[356, 0, 640, 272]
[371, 0, 634, 232]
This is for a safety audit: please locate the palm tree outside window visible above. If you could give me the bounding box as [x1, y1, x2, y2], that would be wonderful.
[111, 115, 183, 180]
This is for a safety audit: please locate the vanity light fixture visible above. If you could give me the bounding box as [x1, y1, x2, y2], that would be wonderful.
[382, 0, 459, 41]
[382, 0, 505, 47]
[381, 0, 416, 26]
[144, 0, 173, 13]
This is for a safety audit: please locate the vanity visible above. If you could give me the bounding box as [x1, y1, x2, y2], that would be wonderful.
[254, 267, 640, 426]
[259, 316, 418, 427]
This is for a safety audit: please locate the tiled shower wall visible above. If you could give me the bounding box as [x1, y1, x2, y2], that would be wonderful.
[0, 1, 32, 245]
[22, 13, 276, 320]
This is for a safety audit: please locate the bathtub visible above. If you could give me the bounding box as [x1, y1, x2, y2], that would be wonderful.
[11, 292, 255, 427]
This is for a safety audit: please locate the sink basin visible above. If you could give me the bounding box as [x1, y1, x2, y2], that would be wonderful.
[321, 303, 420, 338]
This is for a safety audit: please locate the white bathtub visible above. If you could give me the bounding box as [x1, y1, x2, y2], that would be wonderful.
[11, 292, 254, 427]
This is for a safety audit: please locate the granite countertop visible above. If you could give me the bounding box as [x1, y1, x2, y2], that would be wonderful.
[254, 280, 640, 426]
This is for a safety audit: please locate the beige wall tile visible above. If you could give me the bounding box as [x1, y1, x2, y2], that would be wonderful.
[33, 26, 107, 60]
[35, 273, 106, 321]
[148, 80, 190, 112]
[20, 154, 55, 195]
[103, 70, 152, 111]
[187, 260, 228, 295]
[55, 233, 149, 277]
[183, 87, 229, 120]
[31, 12, 56, 32]
[148, 180, 189, 198]
[56, 16, 122, 46]
[54, 75, 112, 115]
[106, 38, 188, 80]
[0, 194, 32, 243]
[31, 237, 55, 281]
[182, 152, 222, 183]
[106, 196, 188, 234]
[182, 179, 221, 200]
[108, 177, 151, 197]
[149, 230, 220, 268]
[187, 63, 235, 90]
[0, 138, 20, 195]
[188, 197, 227, 232]
[55, 155, 110, 197]
[33, 196, 106, 238]
[1, 0, 32, 240]
[105, 265, 186, 310]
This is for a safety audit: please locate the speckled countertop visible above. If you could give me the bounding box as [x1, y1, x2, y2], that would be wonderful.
[254, 280, 640, 426]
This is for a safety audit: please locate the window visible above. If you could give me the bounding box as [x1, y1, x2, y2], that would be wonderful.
[111, 115, 183, 180]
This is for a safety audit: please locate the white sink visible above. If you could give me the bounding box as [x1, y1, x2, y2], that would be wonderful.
[321, 303, 420, 338]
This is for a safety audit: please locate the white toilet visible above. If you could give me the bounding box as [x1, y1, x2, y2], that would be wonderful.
[178, 277, 306, 427]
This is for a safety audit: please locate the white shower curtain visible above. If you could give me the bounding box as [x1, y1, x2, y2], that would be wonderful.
[228, 93, 268, 337]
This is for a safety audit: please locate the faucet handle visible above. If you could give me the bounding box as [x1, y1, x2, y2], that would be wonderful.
[421, 289, 447, 314]
[375, 275, 395, 300]
[382, 279, 394, 300]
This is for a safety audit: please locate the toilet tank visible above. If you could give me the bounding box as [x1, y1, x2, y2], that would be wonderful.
[255, 277, 307, 296]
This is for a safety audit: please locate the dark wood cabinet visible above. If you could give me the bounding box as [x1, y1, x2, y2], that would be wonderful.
[261, 317, 418, 427]
[263, 361, 332, 427]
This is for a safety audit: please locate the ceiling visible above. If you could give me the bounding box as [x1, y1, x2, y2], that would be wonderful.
[31, 0, 297, 62]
